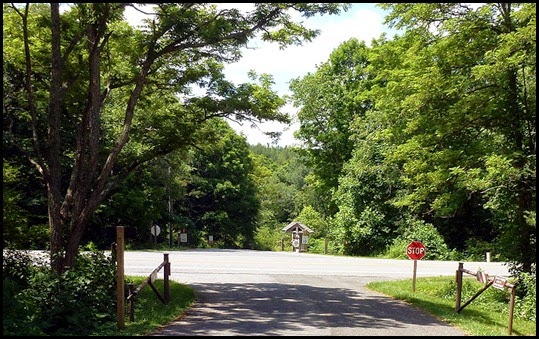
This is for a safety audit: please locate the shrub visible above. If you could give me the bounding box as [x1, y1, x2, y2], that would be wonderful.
[2, 249, 41, 288]
[383, 217, 456, 260]
[254, 225, 283, 251]
[514, 265, 536, 322]
[462, 237, 497, 262]
[3, 250, 46, 335]
[3, 247, 117, 336]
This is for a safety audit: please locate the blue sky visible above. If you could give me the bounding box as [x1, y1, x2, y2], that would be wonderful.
[124, 4, 399, 147]
[221, 3, 400, 146]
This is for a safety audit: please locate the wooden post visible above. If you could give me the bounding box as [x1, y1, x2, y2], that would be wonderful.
[455, 262, 463, 311]
[164, 253, 170, 304]
[281, 238, 284, 251]
[457, 279, 494, 313]
[508, 286, 515, 335]
[116, 226, 125, 329]
[128, 283, 135, 322]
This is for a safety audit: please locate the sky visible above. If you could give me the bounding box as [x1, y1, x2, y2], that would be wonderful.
[124, 4, 400, 147]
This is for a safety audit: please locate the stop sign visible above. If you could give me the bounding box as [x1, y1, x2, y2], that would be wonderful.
[406, 241, 426, 260]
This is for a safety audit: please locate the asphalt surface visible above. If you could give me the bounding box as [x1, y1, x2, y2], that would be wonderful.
[122, 249, 510, 336]
[150, 275, 466, 336]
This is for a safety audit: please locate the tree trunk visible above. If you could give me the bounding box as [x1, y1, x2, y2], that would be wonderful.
[48, 3, 68, 274]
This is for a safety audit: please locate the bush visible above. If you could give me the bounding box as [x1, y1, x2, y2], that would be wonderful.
[382, 217, 457, 260]
[382, 237, 412, 260]
[3, 247, 117, 336]
[3, 250, 46, 335]
[254, 225, 283, 251]
[462, 237, 497, 262]
[515, 265, 536, 321]
[306, 237, 335, 254]
[2, 249, 42, 288]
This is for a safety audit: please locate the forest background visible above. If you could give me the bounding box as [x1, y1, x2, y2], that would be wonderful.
[3, 2, 535, 286]
[3, 3, 535, 335]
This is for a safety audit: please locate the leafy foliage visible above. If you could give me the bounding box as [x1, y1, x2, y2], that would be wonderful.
[2, 2, 535, 279]
[249, 145, 313, 245]
[290, 38, 373, 216]
[389, 217, 456, 260]
[3, 248, 116, 336]
[514, 264, 536, 322]
[179, 121, 260, 248]
[2, 2, 348, 272]
[288, 3, 535, 272]
[3, 163, 30, 248]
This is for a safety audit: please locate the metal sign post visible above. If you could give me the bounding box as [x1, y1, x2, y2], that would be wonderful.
[406, 241, 426, 292]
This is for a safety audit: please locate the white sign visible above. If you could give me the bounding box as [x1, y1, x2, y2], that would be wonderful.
[492, 276, 507, 290]
[179, 233, 187, 243]
[151, 225, 161, 236]
[302, 236, 309, 244]
[208, 235, 214, 242]
[292, 239, 300, 248]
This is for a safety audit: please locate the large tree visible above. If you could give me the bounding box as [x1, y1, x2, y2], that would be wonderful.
[181, 120, 260, 248]
[288, 3, 535, 271]
[372, 3, 536, 272]
[289, 38, 373, 217]
[2, 3, 349, 273]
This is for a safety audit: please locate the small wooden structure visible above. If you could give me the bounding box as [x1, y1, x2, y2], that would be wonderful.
[282, 221, 314, 252]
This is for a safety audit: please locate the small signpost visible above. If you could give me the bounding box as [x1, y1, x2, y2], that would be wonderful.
[492, 276, 507, 290]
[406, 241, 426, 292]
[178, 228, 188, 247]
[455, 263, 516, 335]
[151, 224, 161, 244]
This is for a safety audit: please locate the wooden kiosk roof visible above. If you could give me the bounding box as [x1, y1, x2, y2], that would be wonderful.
[282, 221, 314, 234]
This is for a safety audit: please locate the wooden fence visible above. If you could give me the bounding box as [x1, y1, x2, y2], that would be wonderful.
[126, 253, 170, 322]
[455, 262, 516, 335]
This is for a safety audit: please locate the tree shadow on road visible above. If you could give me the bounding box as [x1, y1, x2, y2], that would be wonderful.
[151, 281, 464, 336]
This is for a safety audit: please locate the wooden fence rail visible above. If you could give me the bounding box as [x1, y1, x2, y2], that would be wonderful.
[126, 253, 170, 322]
[455, 262, 516, 335]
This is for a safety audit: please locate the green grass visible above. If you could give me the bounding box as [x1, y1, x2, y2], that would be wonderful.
[366, 276, 536, 336]
[94, 276, 196, 336]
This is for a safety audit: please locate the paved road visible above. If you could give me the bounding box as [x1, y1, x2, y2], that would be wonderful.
[123, 249, 510, 336]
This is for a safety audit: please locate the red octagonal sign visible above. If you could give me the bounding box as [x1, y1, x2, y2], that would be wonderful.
[406, 241, 426, 260]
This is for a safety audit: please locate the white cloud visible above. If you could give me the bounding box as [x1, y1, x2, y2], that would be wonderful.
[225, 5, 385, 91]
[224, 4, 389, 146]
[229, 103, 300, 147]
[124, 4, 394, 147]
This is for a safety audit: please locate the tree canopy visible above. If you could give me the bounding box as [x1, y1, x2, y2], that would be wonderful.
[2, 2, 349, 272]
[290, 3, 535, 272]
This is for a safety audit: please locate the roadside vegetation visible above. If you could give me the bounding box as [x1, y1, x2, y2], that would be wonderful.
[3, 3, 535, 337]
[3, 248, 535, 336]
[366, 275, 536, 336]
[98, 276, 196, 336]
[2, 248, 196, 336]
